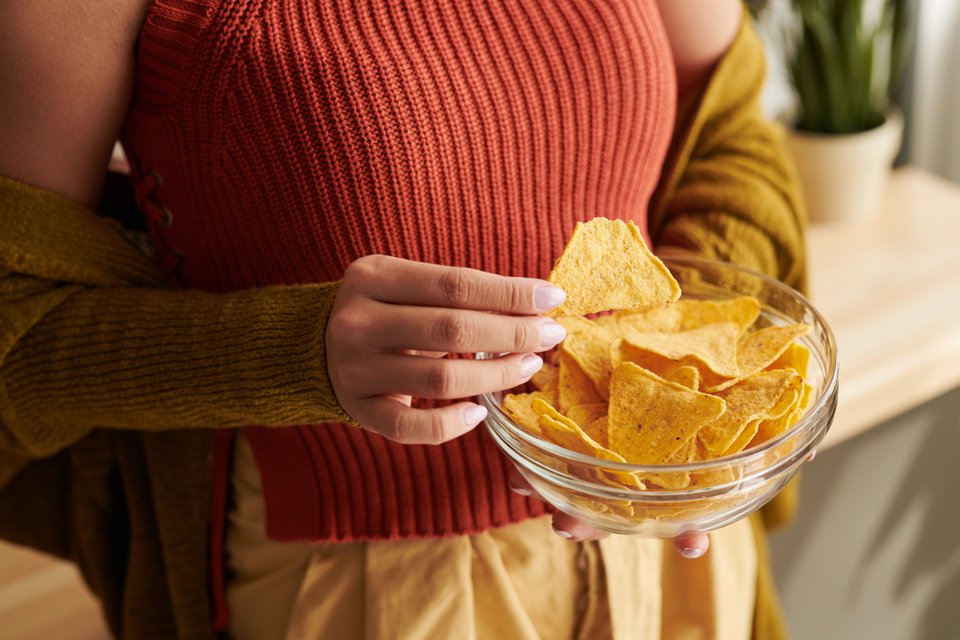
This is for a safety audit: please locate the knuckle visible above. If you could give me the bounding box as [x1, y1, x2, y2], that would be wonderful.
[382, 412, 408, 443]
[506, 281, 528, 311]
[346, 254, 386, 287]
[326, 315, 351, 353]
[501, 360, 518, 389]
[433, 312, 472, 350]
[425, 412, 449, 445]
[426, 361, 460, 397]
[512, 320, 531, 351]
[439, 269, 473, 307]
[327, 307, 368, 343]
[387, 409, 448, 445]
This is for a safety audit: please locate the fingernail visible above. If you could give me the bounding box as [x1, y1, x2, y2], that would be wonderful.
[463, 405, 488, 428]
[535, 285, 566, 311]
[520, 354, 544, 379]
[540, 321, 567, 348]
[509, 482, 534, 497]
[807, 449, 817, 462]
[552, 523, 575, 539]
[680, 547, 705, 559]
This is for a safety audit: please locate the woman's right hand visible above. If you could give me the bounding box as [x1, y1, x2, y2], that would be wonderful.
[325, 255, 568, 445]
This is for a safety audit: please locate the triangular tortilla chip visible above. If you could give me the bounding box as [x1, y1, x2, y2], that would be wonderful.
[721, 418, 762, 456]
[665, 365, 701, 391]
[557, 350, 603, 410]
[531, 362, 559, 392]
[547, 218, 680, 317]
[561, 324, 616, 399]
[532, 398, 643, 490]
[583, 415, 609, 449]
[750, 381, 814, 447]
[608, 363, 726, 464]
[611, 305, 682, 334]
[698, 369, 802, 454]
[644, 438, 697, 490]
[675, 296, 761, 334]
[736, 324, 811, 378]
[566, 403, 608, 434]
[766, 341, 811, 378]
[621, 322, 741, 379]
[502, 391, 557, 435]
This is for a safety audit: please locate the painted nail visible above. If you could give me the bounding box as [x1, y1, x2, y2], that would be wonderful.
[680, 547, 706, 559]
[509, 482, 534, 497]
[535, 285, 566, 311]
[540, 321, 567, 348]
[552, 524, 575, 539]
[463, 405, 488, 428]
[520, 354, 544, 379]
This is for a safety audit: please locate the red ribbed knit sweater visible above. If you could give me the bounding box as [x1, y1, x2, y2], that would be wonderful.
[121, 0, 675, 544]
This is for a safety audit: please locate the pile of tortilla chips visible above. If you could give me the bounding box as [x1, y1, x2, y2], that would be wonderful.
[502, 218, 814, 494]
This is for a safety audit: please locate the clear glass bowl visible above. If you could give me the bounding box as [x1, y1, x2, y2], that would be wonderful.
[478, 256, 839, 538]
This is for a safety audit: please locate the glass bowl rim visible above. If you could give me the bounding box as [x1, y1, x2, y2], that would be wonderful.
[478, 255, 839, 475]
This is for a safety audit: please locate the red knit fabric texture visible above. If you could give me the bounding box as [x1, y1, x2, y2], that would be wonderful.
[121, 0, 676, 544]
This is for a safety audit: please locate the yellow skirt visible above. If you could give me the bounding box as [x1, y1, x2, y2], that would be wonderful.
[226, 434, 756, 640]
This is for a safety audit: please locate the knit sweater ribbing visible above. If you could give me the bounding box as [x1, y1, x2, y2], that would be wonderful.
[121, 0, 676, 542]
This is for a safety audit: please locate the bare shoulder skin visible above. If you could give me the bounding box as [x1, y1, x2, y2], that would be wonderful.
[654, 0, 742, 99]
[0, 0, 152, 207]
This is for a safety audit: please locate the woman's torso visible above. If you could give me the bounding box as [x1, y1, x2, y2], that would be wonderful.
[120, 0, 677, 543]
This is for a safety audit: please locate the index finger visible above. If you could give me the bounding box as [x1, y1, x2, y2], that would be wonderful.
[350, 255, 566, 314]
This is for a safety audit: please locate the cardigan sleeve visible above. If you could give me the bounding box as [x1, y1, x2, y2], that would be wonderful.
[649, 14, 808, 294]
[0, 175, 352, 463]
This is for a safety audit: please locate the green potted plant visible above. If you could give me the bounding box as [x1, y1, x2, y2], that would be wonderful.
[781, 0, 913, 222]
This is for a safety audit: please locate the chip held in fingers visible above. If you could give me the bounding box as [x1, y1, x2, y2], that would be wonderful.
[546, 218, 680, 317]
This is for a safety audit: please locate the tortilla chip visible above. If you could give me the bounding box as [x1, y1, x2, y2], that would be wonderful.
[583, 415, 609, 449]
[532, 398, 616, 458]
[608, 363, 727, 464]
[531, 362, 559, 392]
[766, 341, 811, 378]
[614, 340, 693, 384]
[567, 403, 608, 433]
[645, 438, 696, 490]
[666, 365, 701, 391]
[502, 391, 557, 434]
[735, 324, 811, 378]
[611, 305, 682, 334]
[561, 325, 616, 399]
[721, 418, 762, 456]
[697, 369, 802, 455]
[620, 322, 741, 379]
[750, 381, 815, 446]
[557, 350, 604, 410]
[534, 404, 644, 490]
[557, 315, 601, 336]
[675, 296, 761, 333]
[546, 218, 680, 317]
[686, 440, 739, 487]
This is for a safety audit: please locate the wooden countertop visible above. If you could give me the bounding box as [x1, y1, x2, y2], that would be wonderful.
[809, 167, 960, 450]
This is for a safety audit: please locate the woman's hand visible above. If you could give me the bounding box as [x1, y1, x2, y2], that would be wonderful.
[326, 254, 568, 444]
[507, 470, 711, 558]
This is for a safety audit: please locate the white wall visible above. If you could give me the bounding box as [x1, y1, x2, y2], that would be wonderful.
[909, 0, 960, 182]
[770, 388, 960, 639]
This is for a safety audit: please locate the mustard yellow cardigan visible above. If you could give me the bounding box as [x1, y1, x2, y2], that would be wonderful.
[0, 16, 804, 640]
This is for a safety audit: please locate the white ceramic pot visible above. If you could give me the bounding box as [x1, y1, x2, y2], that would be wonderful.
[786, 107, 904, 224]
